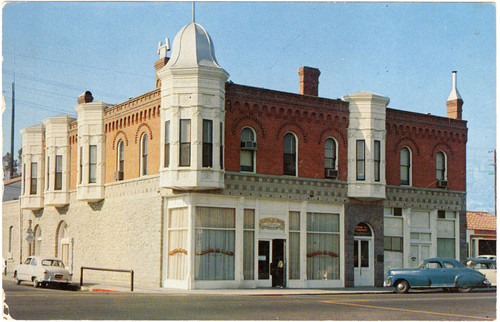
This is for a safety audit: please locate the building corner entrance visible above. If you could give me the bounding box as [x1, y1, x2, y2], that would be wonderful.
[258, 239, 286, 288]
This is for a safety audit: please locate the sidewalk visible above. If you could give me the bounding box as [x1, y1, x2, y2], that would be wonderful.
[79, 280, 393, 295]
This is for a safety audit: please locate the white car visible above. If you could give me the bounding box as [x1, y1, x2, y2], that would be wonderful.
[14, 256, 72, 288]
[467, 258, 496, 286]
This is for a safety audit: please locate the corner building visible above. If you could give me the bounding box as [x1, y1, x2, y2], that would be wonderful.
[6, 22, 467, 289]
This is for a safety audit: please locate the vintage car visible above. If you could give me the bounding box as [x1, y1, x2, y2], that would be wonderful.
[14, 256, 72, 288]
[467, 258, 496, 286]
[384, 258, 491, 293]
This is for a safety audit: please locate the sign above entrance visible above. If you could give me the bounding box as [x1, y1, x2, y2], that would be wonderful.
[354, 223, 372, 236]
[259, 218, 285, 232]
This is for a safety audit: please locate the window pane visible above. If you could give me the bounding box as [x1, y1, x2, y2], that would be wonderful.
[374, 140, 381, 182]
[289, 232, 300, 279]
[325, 138, 336, 169]
[243, 231, 254, 280]
[244, 209, 255, 229]
[307, 213, 339, 232]
[284, 134, 296, 176]
[203, 120, 213, 167]
[284, 133, 296, 154]
[141, 135, 148, 176]
[55, 155, 62, 190]
[180, 120, 191, 166]
[164, 121, 170, 168]
[240, 150, 254, 172]
[356, 140, 365, 180]
[89, 145, 97, 183]
[195, 207, 235, 228]
[241, 128, 254, 141]
[30, 162, 38, 195]
[289, 211, 300, 231]
[437, 238, 455, 258]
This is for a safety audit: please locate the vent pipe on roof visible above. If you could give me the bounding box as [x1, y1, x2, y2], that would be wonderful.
[446, 71, 463, 120]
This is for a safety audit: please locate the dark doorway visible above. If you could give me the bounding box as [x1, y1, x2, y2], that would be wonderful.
[271, 239, 285, 287]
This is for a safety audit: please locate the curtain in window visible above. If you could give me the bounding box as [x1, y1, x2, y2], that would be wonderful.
[307, 213, 340, 280]
[289, 211, 300, 280]
[195, 207, 235, 280]
[167, 208, 188, 280]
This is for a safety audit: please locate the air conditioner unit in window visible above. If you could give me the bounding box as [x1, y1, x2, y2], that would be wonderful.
[325, 168, 338, 179]
[113, 171, 124, 181]
[240, 140, 257, 149]
[436, 180, 448, 188]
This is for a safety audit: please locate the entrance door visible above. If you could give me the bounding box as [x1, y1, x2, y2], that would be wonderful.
[409, 244, 430, 268]
[354, 238, 373, 286]
[257, 239, 286, 288]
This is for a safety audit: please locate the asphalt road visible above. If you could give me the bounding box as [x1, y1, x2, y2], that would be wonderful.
[3, 278, 496, 320]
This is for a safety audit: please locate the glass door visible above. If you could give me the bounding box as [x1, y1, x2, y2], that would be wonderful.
[258, 240, 271, 287]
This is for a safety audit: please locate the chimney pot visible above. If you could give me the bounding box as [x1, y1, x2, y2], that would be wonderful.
[77, 91, 94, 104]
[298, 66, 320, 96]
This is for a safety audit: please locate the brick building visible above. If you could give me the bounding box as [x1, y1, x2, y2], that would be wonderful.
[3, 21, 467, 289]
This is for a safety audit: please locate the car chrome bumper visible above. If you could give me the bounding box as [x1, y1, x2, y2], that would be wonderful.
[40, 277, 71, 284]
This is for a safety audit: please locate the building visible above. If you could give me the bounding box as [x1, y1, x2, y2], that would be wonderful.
[466, 211, 496, 258]
[3, 21, 468, 289]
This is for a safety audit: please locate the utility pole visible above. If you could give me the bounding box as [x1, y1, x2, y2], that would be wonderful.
[10, 81, 15, 179]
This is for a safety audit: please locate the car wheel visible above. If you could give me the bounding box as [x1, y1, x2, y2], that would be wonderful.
[457, 287, 473, 293]
[14, 272, 21, 285]
[32, 278, 39, 288]
[394, 280, 410, 293]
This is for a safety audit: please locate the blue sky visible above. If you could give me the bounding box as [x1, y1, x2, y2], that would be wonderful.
[1, 2, 496, 213]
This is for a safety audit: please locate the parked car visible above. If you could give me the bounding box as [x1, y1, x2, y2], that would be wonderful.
[467, 258, 496, 286]
[384, 258, 491, 293]
[14, 256, 72, 288]
[478, 255, 496, 261]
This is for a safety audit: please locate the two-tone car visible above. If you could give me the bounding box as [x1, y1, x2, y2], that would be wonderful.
[14, 256, 72, 288]
[385, 258, 491, 293]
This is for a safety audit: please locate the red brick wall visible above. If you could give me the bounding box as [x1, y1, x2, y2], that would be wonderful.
[224, 83, 350, 180]
[385, 108, 467, 191]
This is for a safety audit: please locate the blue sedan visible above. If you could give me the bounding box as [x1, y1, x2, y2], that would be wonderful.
[385, 258, 491, 293]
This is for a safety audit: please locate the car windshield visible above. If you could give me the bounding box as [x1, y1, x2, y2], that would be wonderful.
[41, 260, 65, 268]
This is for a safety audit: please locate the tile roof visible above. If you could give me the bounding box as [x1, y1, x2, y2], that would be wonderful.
[466, 211, 497, 231]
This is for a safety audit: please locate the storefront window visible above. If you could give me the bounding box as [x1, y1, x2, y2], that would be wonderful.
[289, 211, 300, 280]
[167, 208, 188, 280]
[195, 207, 235, 280]
[243, 209, 255, 280]
[306, 212, 340, 280]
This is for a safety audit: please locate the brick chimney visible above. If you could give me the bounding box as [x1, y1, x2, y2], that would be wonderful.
[446, 71, 463, 120]
[77, 91, 93, 104]
[298, 66, 320, 96]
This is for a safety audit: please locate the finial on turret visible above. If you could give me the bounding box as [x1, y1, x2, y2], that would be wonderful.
[157, 38, 170, 59]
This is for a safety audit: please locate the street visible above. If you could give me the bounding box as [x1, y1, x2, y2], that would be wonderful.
[3, 278, 496, 320]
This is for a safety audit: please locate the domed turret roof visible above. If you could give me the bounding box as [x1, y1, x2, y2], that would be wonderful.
[165, 22, 223, 70]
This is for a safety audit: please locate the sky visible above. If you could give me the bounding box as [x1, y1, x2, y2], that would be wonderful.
[1, 1, 496, 214]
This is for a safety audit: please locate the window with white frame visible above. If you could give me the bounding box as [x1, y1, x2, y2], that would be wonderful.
[55, 155, 63, 190]
[289, 211, 300, 280]
[30, 162, 38, 195]
[284, 133, 297, 176]
[374, 140, 381, 182]
[436, 151, 447, 181]
[46, 156, 50, 190]
[437, 211, 456, 259]
[220, 123, 224, 170]
[117, 140, 124, 180]
[89, 145, 97, 183]
[356, 140, 365, 180]
[202, 120, 213, 168]
[400, 147, 411, 185]
[307, 212, 340, 280]
[179, 119, 191, 167]
[140, 133, 148, 176]
[195, 207, 235, 280]
[243, 209, 255, 280]
[240, 127, 256, 172]
[164, 121, 170, 168]
[324, 138, 337, 171]
[167, 208, 188, 280]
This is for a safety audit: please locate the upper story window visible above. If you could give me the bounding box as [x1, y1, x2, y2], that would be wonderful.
[436, 151, 447, 181]
[116, 140, 124, 180]
[356, 140, 365, 180]
[220, 123, 224, 170]
[202, 119, 213, 168]
[79, 147, 83, 184]
[374, 140, 381, 182]
[89, 145, 97, 184]
[283, 133, 297, 176]
[46, 156, 50, 190]
[400, 147, 411, 186]
[55, 155, 63, 190]
[325, 138, 338, 179]
[140, 133, 148, 176]
[240, 127, 256, 172]
[30, 162, 38, 195]
[179, 119, 191, 167]
[23, 163, 26, 194]
[164, 121, 170, 168]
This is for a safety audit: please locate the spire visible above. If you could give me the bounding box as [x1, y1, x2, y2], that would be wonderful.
[447, 71, 462, 101]
[446, 71, 463, 120]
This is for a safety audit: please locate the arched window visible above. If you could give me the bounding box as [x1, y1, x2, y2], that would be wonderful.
[116, 140, 124, 180]
[56, 221, 69, 266]
[240, 127, 256, 172]
[33, 225, 41, 256]
[284, 133, 297, 176]
[436, 151, 447, 187]
[140, 133, 148, 176]
[400, 147, 411, 185]
[325, 138, 337, 178]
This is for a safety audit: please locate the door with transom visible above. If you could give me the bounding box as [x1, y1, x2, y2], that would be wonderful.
[353, 223, 374, 286]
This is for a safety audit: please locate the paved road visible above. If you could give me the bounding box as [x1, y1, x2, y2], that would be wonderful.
[3, 279, 496, 320]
